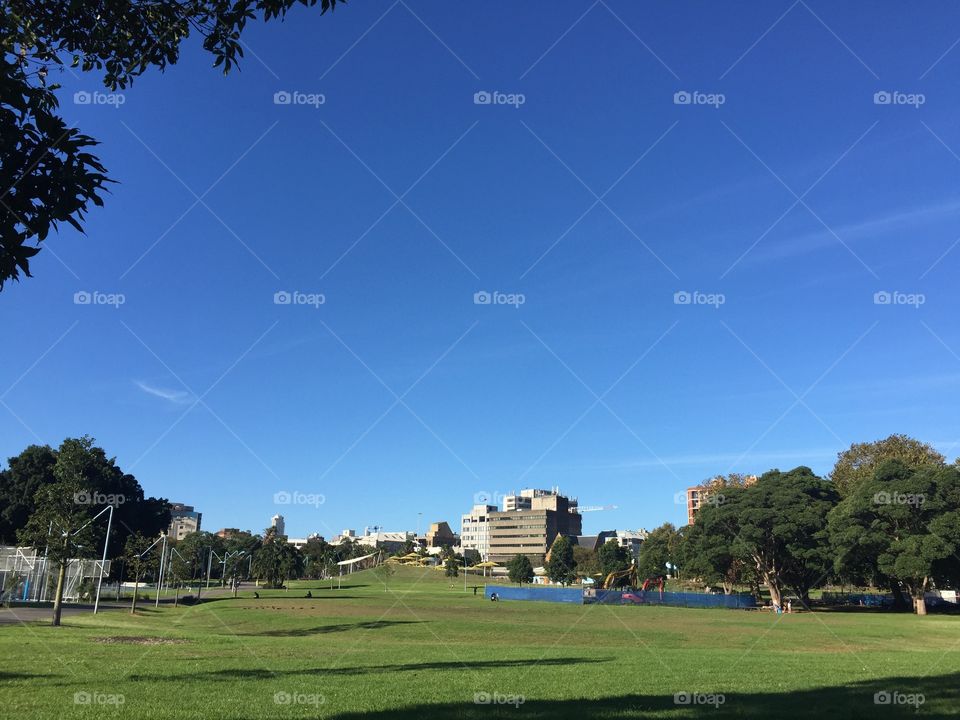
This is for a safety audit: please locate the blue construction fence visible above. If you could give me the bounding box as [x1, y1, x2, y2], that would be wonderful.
[587, 589, 757, 609]
[484, 585, 583, 604]
[484, 584, 756, 609]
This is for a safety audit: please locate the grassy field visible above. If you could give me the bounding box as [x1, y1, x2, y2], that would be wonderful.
[1, 567, 958, 719]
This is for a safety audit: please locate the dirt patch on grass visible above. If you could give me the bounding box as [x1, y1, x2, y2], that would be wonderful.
[93, 636, 188, 645]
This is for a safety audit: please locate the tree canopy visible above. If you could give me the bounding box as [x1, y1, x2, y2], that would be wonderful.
[830, 434, 946, 498]
[828, 460, 960, 615]
[545, 536, 576, 585]
[507, 554, 534, 586]
[0, 436, 170, 556]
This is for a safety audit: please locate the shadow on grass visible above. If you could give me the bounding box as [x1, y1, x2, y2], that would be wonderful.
[306, 671, 959, 719]
[129, 657, 611, 682]
[237, 619, 423, 637]
[0, 671, 57, 680]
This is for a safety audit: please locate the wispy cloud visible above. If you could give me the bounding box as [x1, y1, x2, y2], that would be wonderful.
[749, 198, 960, 265]
[583, 448, 841, 472]
[135, 381, 193, 405]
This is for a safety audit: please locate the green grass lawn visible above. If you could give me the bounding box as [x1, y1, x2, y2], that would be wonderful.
[1, 567, 958, 718]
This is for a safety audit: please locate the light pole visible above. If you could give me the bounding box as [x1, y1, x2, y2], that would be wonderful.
[154, 533, 168, 608]
[92, 504, 114, 614]
[72, 504, 115, 614]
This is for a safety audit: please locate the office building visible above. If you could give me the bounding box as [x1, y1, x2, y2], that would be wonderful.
[487, 489, 582, 564]
[168, 503, 201, 540]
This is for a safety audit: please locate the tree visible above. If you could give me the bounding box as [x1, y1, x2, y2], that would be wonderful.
[1, 0, 345, 289]
[721, 468, 838, 607]
[18, 476, 94, 626]
[830, 434, 945, 498]
[572, 545, 599, 577]
[637, 523, 679, 580]
[0, 444, 56, 543]
[507, 554, 534, 586]
[681, 513, 744, 594]
[251, 528, 302, 588]
[0, 437, 169, 558]
[829, 461, 960, 615]
[444, 556, 459, 578]
[222, 530, 260, 583]
[175, 531, 222, 583]
[122, 532, 156, 614]
[372, 555, 396, 591]
[597, 540, 630, 577]
[167, 549, 194, 606]
[545, 536, 576, 586]
[300, 537, 333, 580]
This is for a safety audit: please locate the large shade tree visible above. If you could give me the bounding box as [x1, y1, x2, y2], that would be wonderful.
[829, 460, 960, 615]
[700, 467, 838, 608]
[0, 437, 170, 556]
[830, 434, 946, 498]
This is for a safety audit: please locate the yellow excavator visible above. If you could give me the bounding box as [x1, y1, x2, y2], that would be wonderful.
[600, 565, 638, 590]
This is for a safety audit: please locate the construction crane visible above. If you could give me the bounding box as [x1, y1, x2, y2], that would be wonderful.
[578, 504, 618, 513]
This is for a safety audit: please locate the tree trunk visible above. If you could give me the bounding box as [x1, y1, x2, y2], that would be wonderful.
[131, 578, 139, 614]
[913, 578, 928, 616]
[761, 571, 782, 609]
[174, 586, 179, 607]
[51, 559, 67, 627]
[914, 595, 927, 615]
[890, 581, 909, 610]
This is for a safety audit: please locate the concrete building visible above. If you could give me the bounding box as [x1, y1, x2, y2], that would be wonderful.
[168, 503, 201, 540]
[460, 504, 498, 560]
[271, 514, 285, 537]
[487, 489, 582, 564]
[686, 476, 758, 524]
[426, 521, 457, 548]
[613, 529, 648, 561]
[332, 528, 412, 553]
[287, 534, 322, 549]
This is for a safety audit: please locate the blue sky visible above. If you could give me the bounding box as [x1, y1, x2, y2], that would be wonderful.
[3, 1, 960, 539]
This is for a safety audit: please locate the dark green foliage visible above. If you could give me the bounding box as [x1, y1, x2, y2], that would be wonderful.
[507, 554, 534, 585]
[546, 536, 576, 585]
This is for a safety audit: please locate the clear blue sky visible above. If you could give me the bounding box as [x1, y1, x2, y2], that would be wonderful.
[3, 1, 960, 539]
